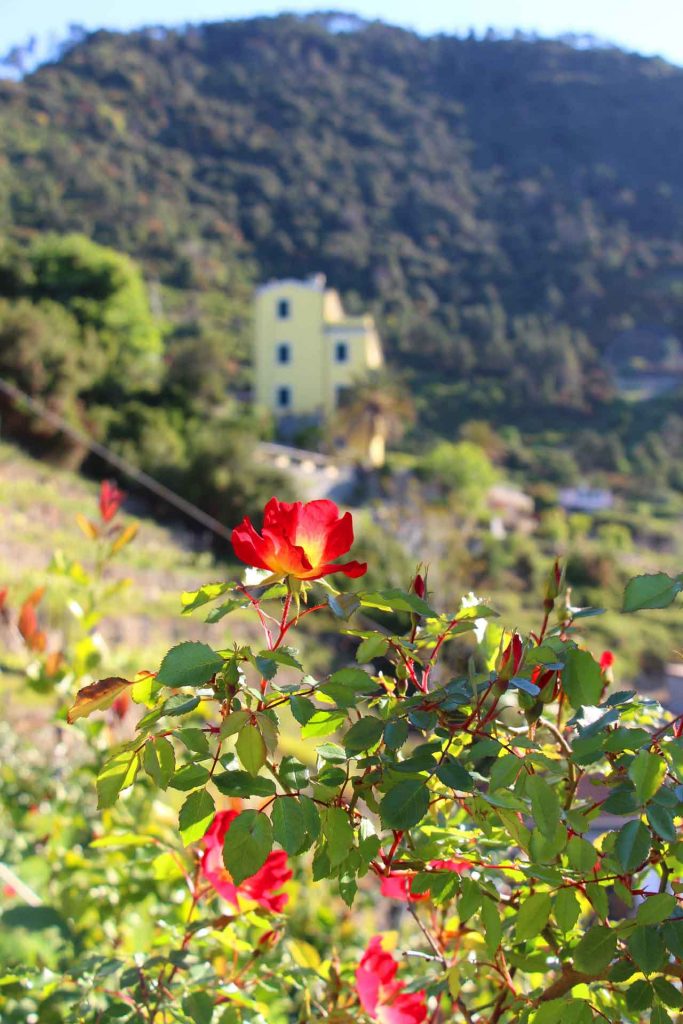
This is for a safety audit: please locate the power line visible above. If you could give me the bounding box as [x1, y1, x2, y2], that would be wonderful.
[0, 376, 234, 543]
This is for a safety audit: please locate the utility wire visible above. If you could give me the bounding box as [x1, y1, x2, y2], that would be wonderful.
[0, 376, 234, 543]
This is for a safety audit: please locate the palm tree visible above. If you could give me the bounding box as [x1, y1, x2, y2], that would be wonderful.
[330, 371, 416, 468]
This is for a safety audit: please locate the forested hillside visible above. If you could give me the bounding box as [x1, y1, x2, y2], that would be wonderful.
[1, 14, 683, 443]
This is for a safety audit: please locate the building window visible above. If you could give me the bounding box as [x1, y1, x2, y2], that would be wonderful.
[335, 341, 348, 363]
[277, 298, 290, 319]
[277, 386, 291, 409]
[276, 342, 291, 364]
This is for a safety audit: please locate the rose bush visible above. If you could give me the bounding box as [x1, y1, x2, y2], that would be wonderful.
[2, 493, 683, 1023]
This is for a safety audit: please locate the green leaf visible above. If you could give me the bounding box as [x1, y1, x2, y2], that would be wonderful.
[554, 888, 581, 933]
[651, 1005, 674, 1024]
[223, 810, 273, 885]
[573, 925, 617, 974]
[236, 723, 267, 775]
[627, 926, 666, 974]
[322, 806, 355, 866]
[614, 819, 650, 872]
[526, 775, 561, 839]
[176, 728, 211, 756]
[300, 710, 347, 738]
[181, 582, 232, 613]
[272, 797, 306, 855]
[256, 647, 304, 673]
[647, 803, 677, 842]
[97, 750, 140, 809]
[562, 649, 603, 709]
[534, 1000, 591, 1024]
[662, 919, 683, 958]
[457, 878, 482, 922]
[515, 892, 551, 941]
[481, 898, 502, 956]
[628, 750, 666, 804]
[625, 980, 653, 1013]
[566, 836, 597, 873]
[178, 789, 215, 846]
[379, 779, 430, 829]
[205, 598, 249, 623]
[360, 588, 436, 617]
[384, 719, 409, 751]
[435, 758, 474, 792]
[142, 737, 175, 789]
[652, 976, 683, 1009]
[623, 573, 682, 612]
[356, 634, 388, 662]
[327, 592, 361, 620]
[319, 668, 377, 707]
[488, 753, 521, 792]
[213, 770, 276, 798]
[636, 893, 676, 926]
[168, 763, 210, 791]
[159, 693, 200, 717]
[182, 991, 215, 1024]
[156, 642, 224, 687]
[344, 716, 384, 755]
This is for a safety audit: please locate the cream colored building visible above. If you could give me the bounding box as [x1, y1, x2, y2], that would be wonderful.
[253, 274, 383, 419]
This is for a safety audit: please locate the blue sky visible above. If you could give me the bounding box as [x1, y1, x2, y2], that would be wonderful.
[2, 0, 683, 67]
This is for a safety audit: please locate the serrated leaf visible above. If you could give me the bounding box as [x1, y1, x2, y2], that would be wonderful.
[67, 677, 134, 723]
[181, 582, 232, 614]
[379, 779, 430, 829]
[636, 893, 676, 926]
[213, 770, 276, 798]
[555, 887, 581, 933]
[322, 806, 355, 866]
[272, 797, 306, 855]
[356, 634, 388, 662]
[627, 926, 666, 974]
[629, 750, 666, 804]
[157, 642, 224, 687]
[360, 588, 436, 617]
[566, 836, 597, 873]
[573, 925, 617, 974]
[301, 710, 347, 738]
[615, 819, 650, 872]
[562, 648, 603, 709]
[178, 789, 215, 846]
[653, 976, 683, 1009]
[318, 668, 377, 707]
[327, 592, 361, 620]
[662, 919, 683, 958]
[435, 758, 474, 792]
[182, 991, 214, 1024]
[527, 775, 561, 839]
[236, 723, 267, 775]
[344, 716, 384, 754]
[223, 810, 273, 885]
[515, 892, 551, 941]
[143, 737, 175, 789]
[97, 750, 140, 809]
[626, 979, 654, 1012]
[168, 763, 210, 791]
[481, 898, 502, 955]
[623, 573, 682, 612]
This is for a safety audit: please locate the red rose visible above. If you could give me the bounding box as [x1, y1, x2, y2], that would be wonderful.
[99, 480, 125, 523]
[356, 936, 427, 1024]
[200, 810, 292, 913]
[231, 498, 367, 582]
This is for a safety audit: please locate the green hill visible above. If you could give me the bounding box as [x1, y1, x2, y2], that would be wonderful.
[1, 14, 683, 444]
